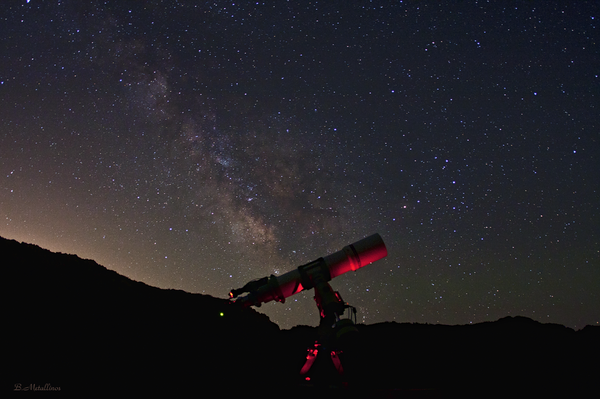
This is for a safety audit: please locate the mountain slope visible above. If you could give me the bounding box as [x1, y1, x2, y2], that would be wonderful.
[4, 236, 283, 395]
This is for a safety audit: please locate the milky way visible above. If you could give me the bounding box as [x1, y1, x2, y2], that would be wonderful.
[1, 1, 598, 328]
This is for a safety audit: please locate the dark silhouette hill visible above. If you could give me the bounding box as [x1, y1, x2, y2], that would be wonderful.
[4, 236, 598, 397]
[4, 236, 285, 395]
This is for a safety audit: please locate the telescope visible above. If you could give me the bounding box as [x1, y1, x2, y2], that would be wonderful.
[229, 233, 387, 383]
[229, 233, 388, 309]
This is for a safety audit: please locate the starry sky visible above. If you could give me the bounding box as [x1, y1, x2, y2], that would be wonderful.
[1, 1, 598, 329]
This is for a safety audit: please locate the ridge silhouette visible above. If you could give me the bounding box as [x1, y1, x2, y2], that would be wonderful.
[5, 236, 283, 395]
[4, 236, 597, 396]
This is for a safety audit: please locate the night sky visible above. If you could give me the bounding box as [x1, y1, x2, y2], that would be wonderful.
[1, 1, 598, 329]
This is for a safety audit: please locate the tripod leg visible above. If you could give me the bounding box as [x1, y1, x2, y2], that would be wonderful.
[330, 350, 344, 375]
[299, 345, 319, 376]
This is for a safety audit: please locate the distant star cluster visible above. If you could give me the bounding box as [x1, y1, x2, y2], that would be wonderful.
[1, 1, 598, 329]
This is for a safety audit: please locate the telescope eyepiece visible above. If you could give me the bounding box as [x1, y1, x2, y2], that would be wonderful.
[229, 276, 270, 299]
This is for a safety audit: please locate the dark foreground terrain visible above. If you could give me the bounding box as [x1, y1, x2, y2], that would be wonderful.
[5, 236, 598, 397]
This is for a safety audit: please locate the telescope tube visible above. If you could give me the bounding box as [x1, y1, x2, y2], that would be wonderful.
[230, 233, 387, 308]
[325, 232, 388, 279]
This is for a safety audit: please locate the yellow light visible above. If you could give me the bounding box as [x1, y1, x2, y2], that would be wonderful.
[219, 312, 224, 317]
